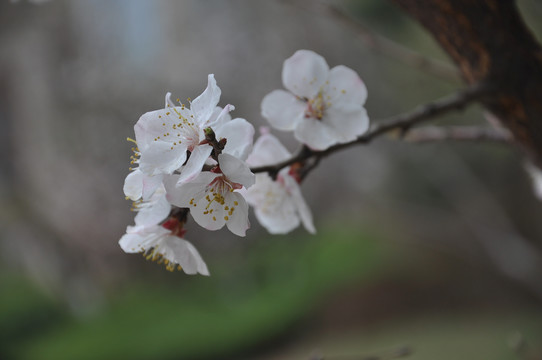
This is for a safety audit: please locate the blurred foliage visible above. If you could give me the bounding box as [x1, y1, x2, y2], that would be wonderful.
[3, 225, 382, 360]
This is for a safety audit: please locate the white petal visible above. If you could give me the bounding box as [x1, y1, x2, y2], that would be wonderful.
[135, 107, 193, 175]
[294, 118, 337, 150]
[138, 140, 187, 176]
[141, 174, 164, 201]
[282, 50, 329, 99]
[134, 194, 171, 227]
[218, 153, 255, 188]
[177, 144, 213, 185]
[134, 107, 191, 151]
[191, 74, 221, 123]
[162, 236, 210, 276]
[207, 106, 232, 127]
[119, 232, 147, 254]
[323, 65, 368, 106]
[283, 173, 316, 234]
[225, 192, 250, 237]
[123, 169, 144, 201]
[324, 104, 370, 142]
[249, 176, 300, 234]
[191, 193, 227, 231]
[261, 90, 306, 131]
[119, 225, 168, 253]
[246, 133, 291, 167]
[165, 172, 219, 208]
[216, 118, 255, 161]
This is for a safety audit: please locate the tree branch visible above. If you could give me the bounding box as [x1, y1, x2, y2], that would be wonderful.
[251, 82, 495, 176]
[320, 2, 460, 82]
[404, 125, 513, 144]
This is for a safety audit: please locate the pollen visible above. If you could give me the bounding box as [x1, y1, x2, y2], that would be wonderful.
[234, 201, 238, 206]
[224, 216, 229, 221]
[213, 216, 216, 221]
[166, 112, 170, 115]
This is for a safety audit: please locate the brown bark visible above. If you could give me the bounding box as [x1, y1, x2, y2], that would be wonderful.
[393, 0, 542, 163]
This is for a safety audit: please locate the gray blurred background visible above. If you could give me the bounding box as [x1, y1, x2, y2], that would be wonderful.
[2, 1, 542, 359]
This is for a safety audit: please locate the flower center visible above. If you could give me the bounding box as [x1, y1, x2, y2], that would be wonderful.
[305, 92, 325, 120]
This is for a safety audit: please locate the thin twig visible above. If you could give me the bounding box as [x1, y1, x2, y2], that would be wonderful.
[320, 2, 460, 82]
[404, 125, 513, 143]
[251, 83, 494, 176]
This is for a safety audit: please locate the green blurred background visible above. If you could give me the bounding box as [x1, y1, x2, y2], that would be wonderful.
[2, 1, 542, 359]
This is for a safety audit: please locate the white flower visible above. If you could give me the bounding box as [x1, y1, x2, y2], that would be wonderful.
[134, 75, 254, 184]
[243, 132, 315, 234]
[165, 153, 255, 237]
[119, 184, 209, 276]
[261, 50, 369, 150]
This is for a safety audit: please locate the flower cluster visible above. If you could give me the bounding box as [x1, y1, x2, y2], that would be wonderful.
[120, 50, 370, 275]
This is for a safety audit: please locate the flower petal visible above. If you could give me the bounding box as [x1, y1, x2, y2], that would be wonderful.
[119, 225, 169, 253]
[282, 50, 329, 99]
[138, 140, 187, 176]
[246, 133, 291, 167]
[283, 173, 316, 234]
[134, 194, 171, 227]
[294, 118, 337, 150]
[191, 193, 227, 231]
[165, 172, 219, 208]
[141, 173, 164, 201]
[216, 118, 255, 161]
[191, 74, 221, 123]
[245, 174, 300, 234]
[218, 153, 255, 188]
[124, 169, 144, 201]
[261, 90, 306, 131]
[323, 65, 368, 106]
[324, 104, 370, 143]
[177, 144, 213, 185]
[225, 192, 250, 236]
[162, 236, 210, 276]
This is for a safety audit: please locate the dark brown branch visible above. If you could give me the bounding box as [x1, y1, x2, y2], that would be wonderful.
[251, 83, 494, 176]
[320, 2, 460, 82]
[392, 0, 542, 165]
[404, 125, 513, 144]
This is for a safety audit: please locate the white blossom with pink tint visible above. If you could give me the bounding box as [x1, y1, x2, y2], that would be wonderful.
[261, 50, 369, 150]
[243, 131, 315, 234]
[165, 153, 255, 237]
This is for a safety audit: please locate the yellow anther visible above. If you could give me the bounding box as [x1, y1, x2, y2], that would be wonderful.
[212, 216, 216, 221]
[224, 216, 229, 221]
[234, 201, 238, 206]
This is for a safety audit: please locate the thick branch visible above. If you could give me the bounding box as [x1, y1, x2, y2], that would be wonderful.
[392, 0, 542, 164]
[322, 3, 460, 82]
[251, 83, 494, 176]
[404, 125, 513, 144]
